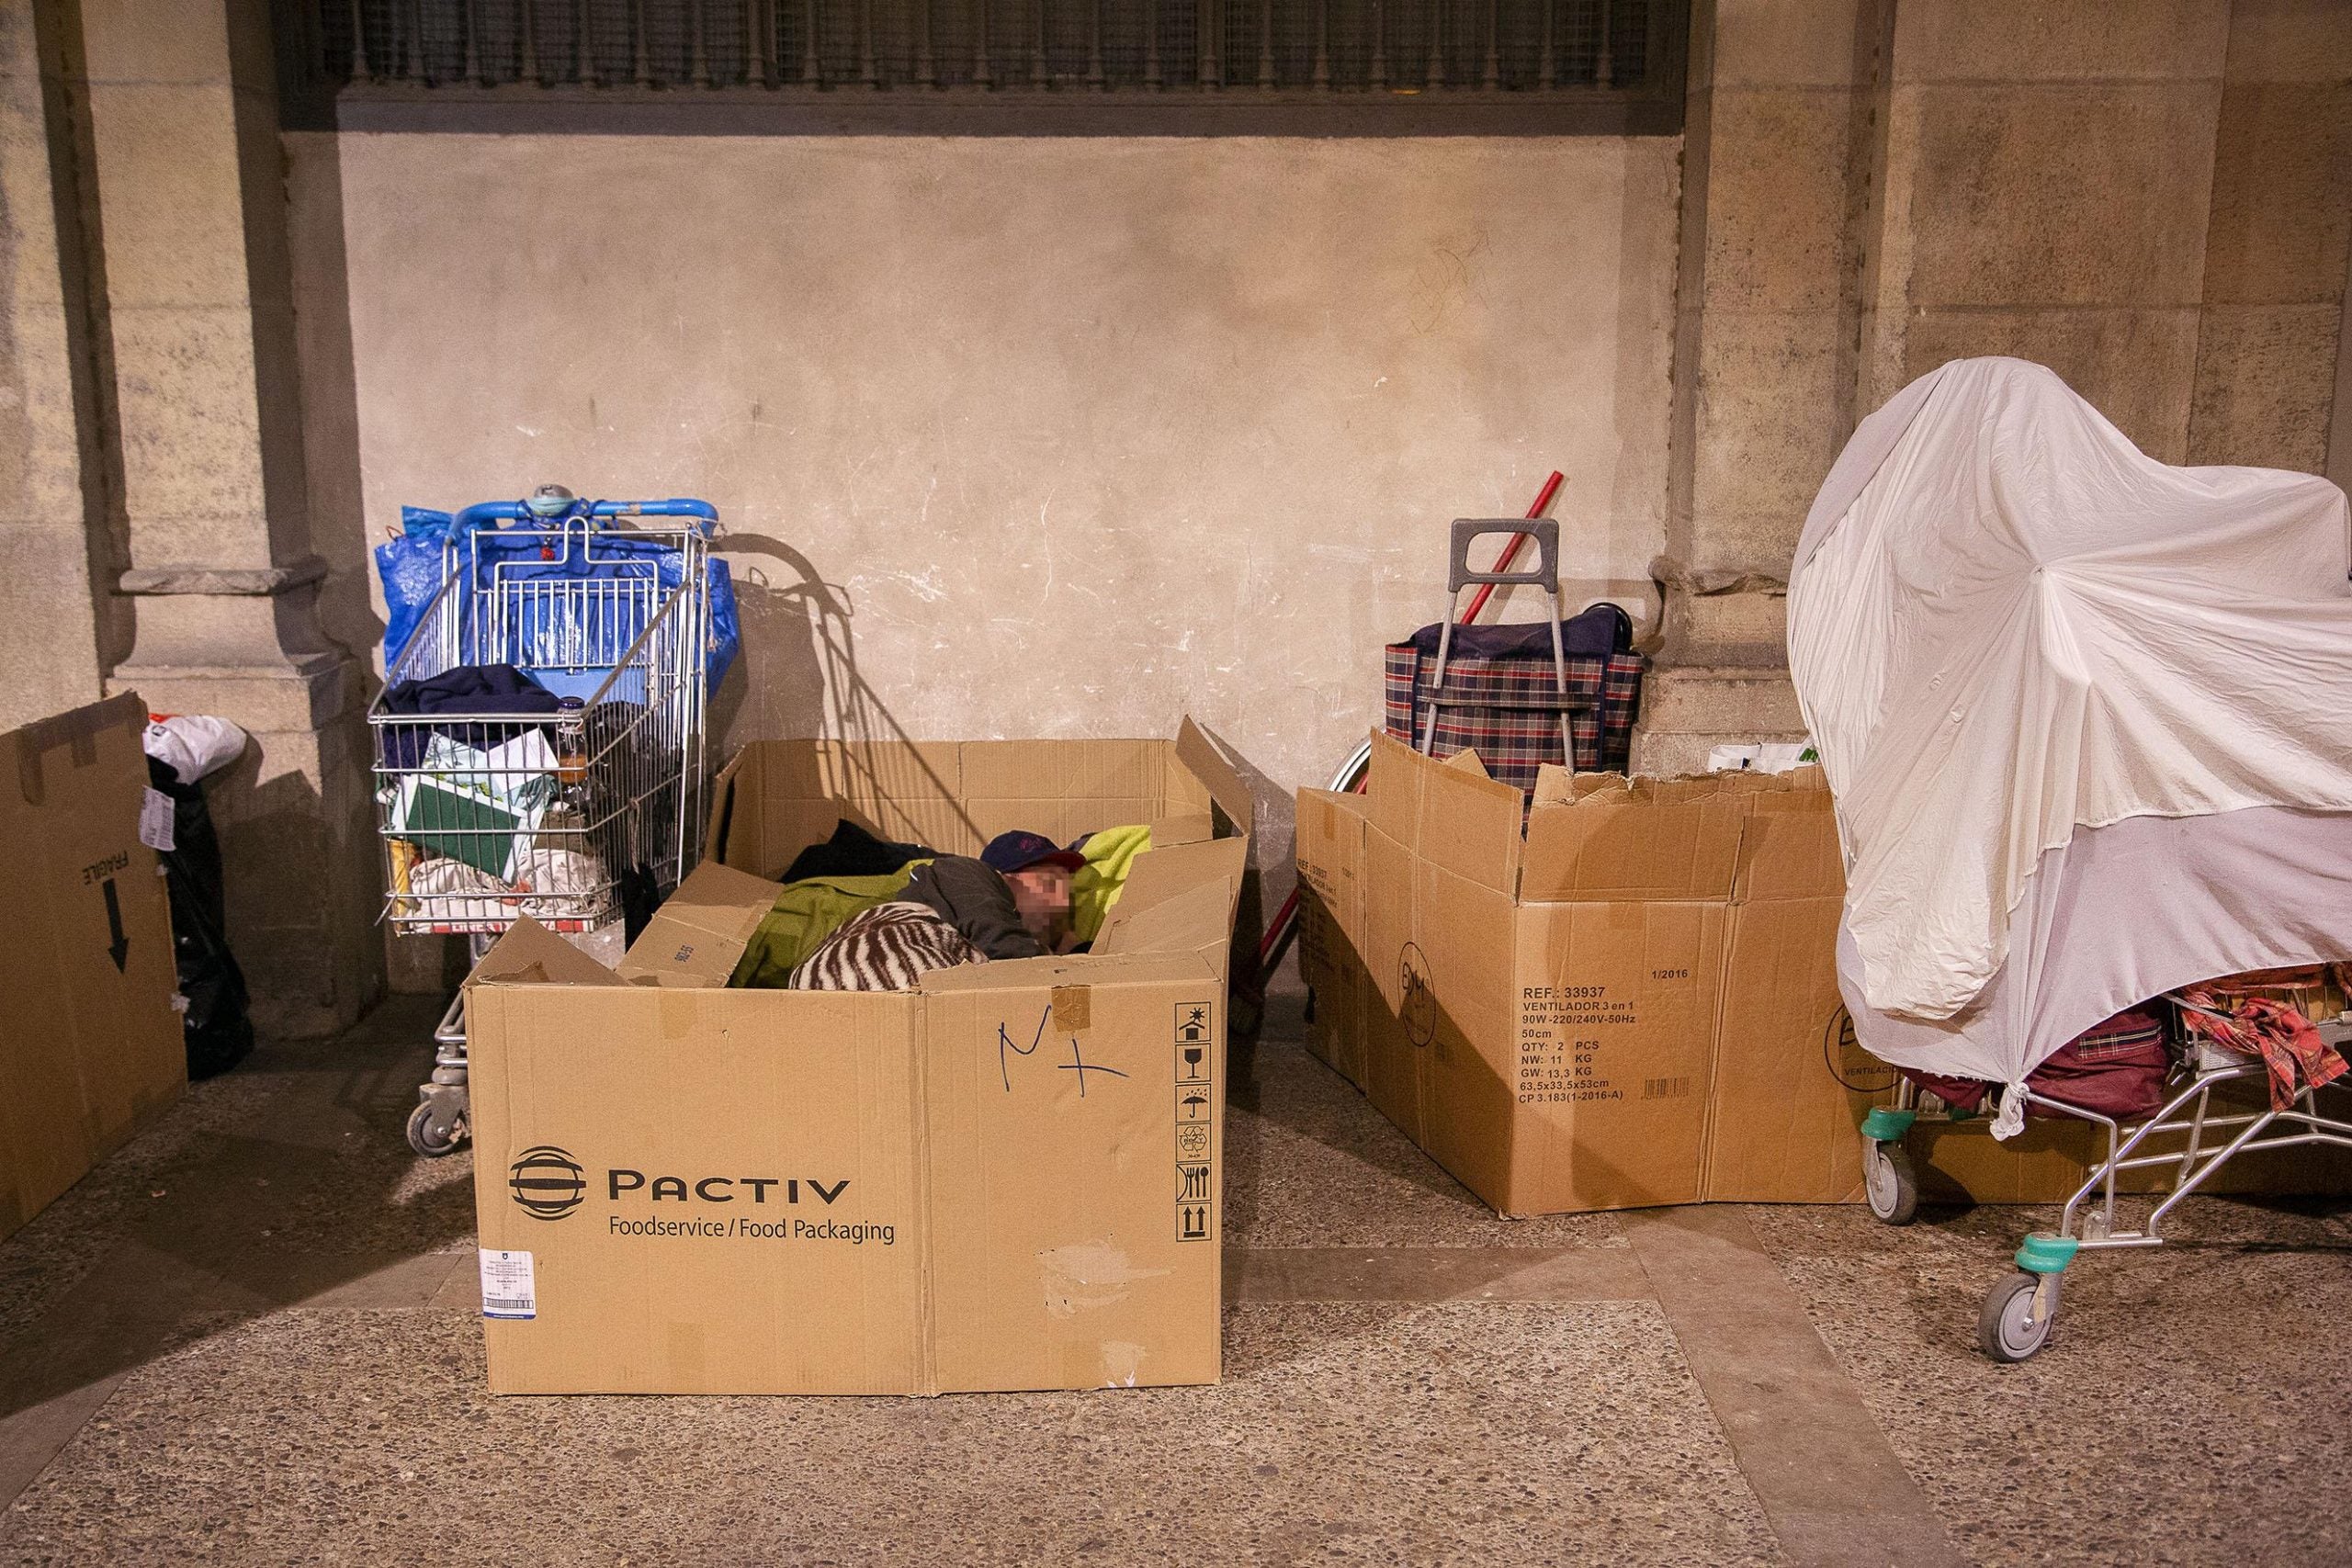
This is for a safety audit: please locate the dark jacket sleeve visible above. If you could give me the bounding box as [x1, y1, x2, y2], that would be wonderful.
[902, 857, 1046, 962]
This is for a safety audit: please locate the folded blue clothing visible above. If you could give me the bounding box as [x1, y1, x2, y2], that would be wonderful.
[1400, 602, 1634, 660]
[385, 663, 560, 716]
[379, 664, 561, 769]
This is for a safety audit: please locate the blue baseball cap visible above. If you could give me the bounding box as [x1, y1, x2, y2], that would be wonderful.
[981, 830, 1085, 875]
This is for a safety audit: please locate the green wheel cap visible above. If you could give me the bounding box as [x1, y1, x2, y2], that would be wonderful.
[2014, 1233, 2079, 1275]
[1860, 1107, 1917, 1141]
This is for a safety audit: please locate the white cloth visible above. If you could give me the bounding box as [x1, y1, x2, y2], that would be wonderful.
[142, 715, 247, 784]
[404, 848, 606, 923]
[1788, 356, 2352, 1089]
[1705, 741, 1815, 775]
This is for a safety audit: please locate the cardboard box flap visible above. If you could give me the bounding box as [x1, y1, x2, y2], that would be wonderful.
[1105, 838, 1247, 924]
[470, 918, 622, 987]
[1145, 811, 1216, 848]
[767, 739, 965, 807]
[961, 739, 1159, 802]
[1173, 717, 1253, 836]
[1093, 875, 1238, 968]
[1520, 794, 1744, 902]
[1300, 785, 1369, 824]
[0, 691, 184, 1247]
[1363, 728, 1424, 852]
[614, 862, 781, 988]
[1293, 787, 1368, 899]
[918, 949, 1219, 993]
[752, 739, 976, 865]
[13, 692, 145, 807]
[706, 745, 751, 866]
[1418, 748, 1522, 897]
[1532, 765, 1659, 807]
[1731, 787, 1846, 903]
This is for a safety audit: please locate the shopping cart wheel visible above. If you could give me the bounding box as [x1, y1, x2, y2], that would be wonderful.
[1977, 1270, 2060, 1362]
[406, 1097, 466, 1158]
[1863, 1140, 1918, 1225]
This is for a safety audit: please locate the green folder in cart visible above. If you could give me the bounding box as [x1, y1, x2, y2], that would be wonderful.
[392, 731, 559, 880]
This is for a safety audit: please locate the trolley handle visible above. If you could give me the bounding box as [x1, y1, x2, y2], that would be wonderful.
[448, 497, 719, 538]
[592, 498, 718, 532]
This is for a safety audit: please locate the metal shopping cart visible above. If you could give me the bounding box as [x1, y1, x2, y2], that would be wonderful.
[1790, 357, 2352, 1366]
[1858, 991, 2352, 1362]
[369, 491, 729, 1156]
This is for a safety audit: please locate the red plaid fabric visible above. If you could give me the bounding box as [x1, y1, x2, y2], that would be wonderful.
[1384, 643, 1645, 790]
[2182, 989, 2347, 1111]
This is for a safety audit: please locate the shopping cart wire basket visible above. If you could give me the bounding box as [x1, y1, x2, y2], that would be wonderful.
[369, 491, 729, 1155]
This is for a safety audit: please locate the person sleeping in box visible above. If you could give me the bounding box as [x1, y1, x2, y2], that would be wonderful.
[790, 830, 1082, 991]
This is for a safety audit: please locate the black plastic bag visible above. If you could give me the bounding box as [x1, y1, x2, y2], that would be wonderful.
[145, 756, 254, 1078]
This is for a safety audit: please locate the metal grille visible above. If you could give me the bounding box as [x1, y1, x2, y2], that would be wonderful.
[310, 0, 1669, 96]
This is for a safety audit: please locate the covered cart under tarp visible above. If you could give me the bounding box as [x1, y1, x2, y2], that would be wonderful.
[1789, 355, 2352, 1134]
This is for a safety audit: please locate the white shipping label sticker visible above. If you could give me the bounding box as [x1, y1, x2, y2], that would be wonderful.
[139, 788, 175, 852]
[479, 1248, 537, 1320]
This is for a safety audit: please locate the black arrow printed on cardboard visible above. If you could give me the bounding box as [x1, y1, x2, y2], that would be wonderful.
[103, 877, 128, 973]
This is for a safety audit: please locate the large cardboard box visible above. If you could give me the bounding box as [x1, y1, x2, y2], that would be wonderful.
[466, 721, 1251, 1394]
[1295, 732, 1882, 1215]
[1299, 732, 2352, 1214]
[0, 694, 185, 1240]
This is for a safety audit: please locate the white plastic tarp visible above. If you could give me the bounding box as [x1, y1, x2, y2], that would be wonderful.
[1788, 356, 2352, 1110]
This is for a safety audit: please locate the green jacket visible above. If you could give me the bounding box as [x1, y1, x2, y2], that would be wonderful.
[729, 869, 917, 988]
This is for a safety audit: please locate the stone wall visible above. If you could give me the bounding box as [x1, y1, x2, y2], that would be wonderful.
[0, 0, 107, 730]
[3, 0, 379, 1036]
[3, 0, 2346, 1022]
[1636, 0, 2351, 775]
[286, 128, 1683, 992]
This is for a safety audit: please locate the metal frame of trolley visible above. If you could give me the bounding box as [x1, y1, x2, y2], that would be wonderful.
[367, 495, 720, 1156]
[1858, 1002, 2352, 1361]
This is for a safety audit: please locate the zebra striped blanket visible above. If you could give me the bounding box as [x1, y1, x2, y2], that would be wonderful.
[787, 901, 987, 992]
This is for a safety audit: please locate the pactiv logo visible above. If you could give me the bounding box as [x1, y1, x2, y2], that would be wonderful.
[507, 1145, 587, 1220]
[505, 1146, 854, 1222]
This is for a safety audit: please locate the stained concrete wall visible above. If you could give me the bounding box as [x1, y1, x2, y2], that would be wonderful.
[287, 131, 1682, 899]
[2189, 0, 2352, 470]
[1645, 0, 2352, 776]
[0, 0, 106, 730]
[1858, 0, 2234, 460]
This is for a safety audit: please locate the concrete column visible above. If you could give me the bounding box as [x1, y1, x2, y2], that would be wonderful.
[76, 0, 378, 1036]
[0, 0, 107, 728]
[1642, 0, 1872, 773]
[1855, 0, 2231, 457]
[1645, 0, 2290, 774]
[2188, 0, 2352, 472]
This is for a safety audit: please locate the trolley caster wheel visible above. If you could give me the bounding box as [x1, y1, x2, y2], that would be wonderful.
[1864, 1140, 1919, 1225]
[1978, 1269, 2061, 1362]
[406, 1099, 466, 1158]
